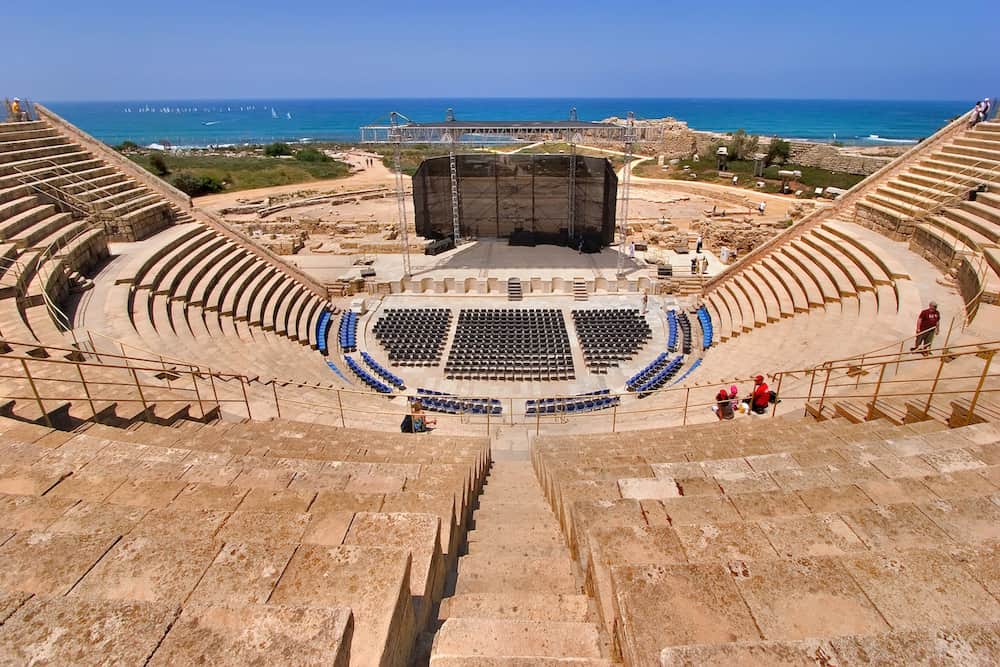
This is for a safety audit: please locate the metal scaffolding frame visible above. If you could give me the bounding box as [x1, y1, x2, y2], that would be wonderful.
[361, 111, 634, 280]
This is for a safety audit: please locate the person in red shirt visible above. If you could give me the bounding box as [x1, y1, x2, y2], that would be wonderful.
[910, 301, 940, 354]
[749, 375, 770, 414]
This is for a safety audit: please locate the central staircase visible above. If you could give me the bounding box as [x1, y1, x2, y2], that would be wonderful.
[430, 442, 612, 665]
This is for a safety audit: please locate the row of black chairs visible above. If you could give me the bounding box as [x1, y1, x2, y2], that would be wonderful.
[446, 308, 575, 381]
[573, 308, 651, 371]
[678, 311, 693, 355]
[373, 307, 452, 366]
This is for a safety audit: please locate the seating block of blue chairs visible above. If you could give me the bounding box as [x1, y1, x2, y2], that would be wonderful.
[345, 355, 392, 393]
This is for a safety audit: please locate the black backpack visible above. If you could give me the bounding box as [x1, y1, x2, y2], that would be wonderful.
[400, 414, 414, 433]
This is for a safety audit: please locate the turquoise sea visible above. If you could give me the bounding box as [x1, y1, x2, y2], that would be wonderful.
[43, 98, 972, 148]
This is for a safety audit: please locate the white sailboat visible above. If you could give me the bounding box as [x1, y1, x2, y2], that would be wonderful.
[271, 107, 278, 119]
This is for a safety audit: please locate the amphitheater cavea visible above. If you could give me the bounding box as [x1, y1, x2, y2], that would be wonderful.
[0, 74, 999, 667]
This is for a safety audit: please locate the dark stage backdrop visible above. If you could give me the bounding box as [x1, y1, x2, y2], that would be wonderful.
[413, 154, 617, 246]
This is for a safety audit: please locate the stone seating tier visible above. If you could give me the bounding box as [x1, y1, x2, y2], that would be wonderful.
[0, 414, 489, 667]
[532, 417, 1000, 666]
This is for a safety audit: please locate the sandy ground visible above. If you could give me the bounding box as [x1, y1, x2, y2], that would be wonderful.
[193, 148, 399, 209]
[194, 146, 812, 286]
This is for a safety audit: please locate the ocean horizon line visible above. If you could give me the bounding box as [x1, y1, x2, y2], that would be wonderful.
[44, 98, 972, 149]
[41, 95, 971, 105]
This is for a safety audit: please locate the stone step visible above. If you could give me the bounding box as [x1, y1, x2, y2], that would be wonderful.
[453, 554, 579, 595]
[431, 618, 604, 661]
[439, 593, 592, 622]
[472, 506, 560, 524]
[464, 541, 571, 558]
[466, 525, 566, 547]
[430, 657, 613, 666]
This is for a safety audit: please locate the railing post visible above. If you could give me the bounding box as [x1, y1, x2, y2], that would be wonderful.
[817, 364, 833, 415]
[855, 354, 864, 388]
[964, 351, 994, 426]
[509, 398, 513, 426]
[770, 372, 783, 418]
[923, 353, 948, 416]
[129, 367, 148, 414]
[335, 389, 345, 427]
[486, 397, 492, 437]
[610, 402, 617, 433]
[20, 358, 52, 428]
[86, 330, 101, 362]
[239, 376, 252, 420]
[272, 382, 281, 419]
[190, 368, 206, 421]
[208, 369, 220, 411]
[866, 362, 887, 421]
[805, 368, 817, 417]
[682, 387, 690, 426]
[75, 362, 97, 419]
[120, 341, 128, 368]
[535, 402, 541, 436]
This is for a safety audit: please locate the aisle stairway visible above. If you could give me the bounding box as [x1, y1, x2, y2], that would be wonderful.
[431, 452, 612, 665]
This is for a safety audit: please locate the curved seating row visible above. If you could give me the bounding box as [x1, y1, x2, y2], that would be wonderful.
[705, 219, 901, 344]
[696, 305, 713, 349]
[315, 308, 332, 354]
[361, 350, 406, 389]
[635, 355, 685, 395]
[0, 118, 174, 243]
[0, 413, 489, 666]
[525, 389, 620, 416]
[850, 119, 1000, 305]
[344, 354, 393, 394]
[532, 416, 1000, 666]
[666, 310, 678, 352]
[414, 389, 502, 416]
[626, 352, 671, 391]
[677, 311, 692, 355]
[338, 310, 358, 352]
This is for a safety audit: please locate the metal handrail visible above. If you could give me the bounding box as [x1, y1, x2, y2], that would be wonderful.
[1, 335, 997, 433]
[10, 163, 96, 219]
[863, 153, 1000, 229]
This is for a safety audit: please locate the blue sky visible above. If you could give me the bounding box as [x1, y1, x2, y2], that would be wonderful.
[7, 0, 997, 101]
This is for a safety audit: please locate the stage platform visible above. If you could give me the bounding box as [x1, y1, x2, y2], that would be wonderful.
[285, 239, 724, 288]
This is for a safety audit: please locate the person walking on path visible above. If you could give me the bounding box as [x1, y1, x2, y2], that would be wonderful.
[758, 201, 767, 216]
[910, 301, 941, 354]
[695, 235, 703, 253]
[641, 290, 648, 314]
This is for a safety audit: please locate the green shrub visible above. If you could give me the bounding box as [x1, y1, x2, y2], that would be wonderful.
[295, 147, 330, 162]
[766, 139, 791, 166]
[115, 140, 140, 152]
[264, 142, 292, 157]
[149, 153, 170, 176]
[172, 171, 224, 196]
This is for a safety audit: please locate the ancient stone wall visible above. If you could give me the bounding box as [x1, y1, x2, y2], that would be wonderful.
[692, 218, 788, 258]
[786, 142, 892, 176]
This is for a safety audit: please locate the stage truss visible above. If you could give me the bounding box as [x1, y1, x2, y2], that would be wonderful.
[361, 110, 637, 278]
